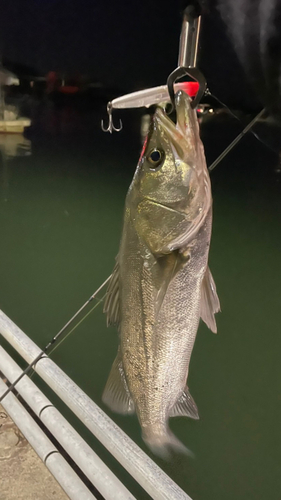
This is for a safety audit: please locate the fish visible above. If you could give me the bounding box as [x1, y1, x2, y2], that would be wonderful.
[102, 90, 220, 458]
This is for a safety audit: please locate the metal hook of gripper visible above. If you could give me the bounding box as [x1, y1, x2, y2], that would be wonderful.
[101, 102, 122, 133]
[166, 3, 206, 115]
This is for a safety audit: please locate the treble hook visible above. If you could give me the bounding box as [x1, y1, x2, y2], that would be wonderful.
[101, 102, 122, 133]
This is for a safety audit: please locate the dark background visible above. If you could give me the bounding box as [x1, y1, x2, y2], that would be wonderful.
[1, 0, 280, 115]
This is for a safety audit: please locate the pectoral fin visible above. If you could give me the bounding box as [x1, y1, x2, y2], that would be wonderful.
[170, 386, 199, 420]
[102, 349, 135, 415]
[200, 267, 220, 333]
[103, 257, 120, 329]
[155, 250, 189, 317]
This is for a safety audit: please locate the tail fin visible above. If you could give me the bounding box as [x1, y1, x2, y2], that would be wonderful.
[142, 428, 194, 460]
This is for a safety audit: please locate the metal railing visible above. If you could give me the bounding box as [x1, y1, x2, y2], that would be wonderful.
[0, 375, 96, 499]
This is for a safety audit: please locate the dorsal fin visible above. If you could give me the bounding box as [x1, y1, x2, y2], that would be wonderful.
[103, 257, 120, 329]
[200, 267, 220, 333]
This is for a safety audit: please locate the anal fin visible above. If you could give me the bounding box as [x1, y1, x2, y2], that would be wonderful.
[102, 349, 135, 415]
[170, 386, 199, 420]
[200, 267, 220, 333]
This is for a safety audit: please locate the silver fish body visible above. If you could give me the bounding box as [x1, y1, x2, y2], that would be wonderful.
[103, 91, 220, 457]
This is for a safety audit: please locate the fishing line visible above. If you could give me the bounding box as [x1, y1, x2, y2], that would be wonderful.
[0, 275, 111, 403]
[206, 89, 277, 154]
[48, 294, 106, 357]
[25, 294, 106, 386]
[208, 108, 266, 172]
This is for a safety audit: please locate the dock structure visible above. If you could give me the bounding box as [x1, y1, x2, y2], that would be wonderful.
[0, 309, 193, 500]
[0, 118, 31, 133]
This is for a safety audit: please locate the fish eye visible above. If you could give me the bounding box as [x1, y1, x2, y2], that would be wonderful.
[147, 149, 164, 169]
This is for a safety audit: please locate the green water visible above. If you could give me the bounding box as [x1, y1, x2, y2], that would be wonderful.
[0, 115, 280, 499]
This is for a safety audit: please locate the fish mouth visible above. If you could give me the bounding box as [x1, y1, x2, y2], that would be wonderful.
[153, 108, 186, 161]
